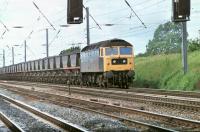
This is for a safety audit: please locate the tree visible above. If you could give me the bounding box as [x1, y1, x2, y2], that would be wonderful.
[188, 38, 200, 52]
[146, 21, 182, 55]
[59, 46, 80, 55]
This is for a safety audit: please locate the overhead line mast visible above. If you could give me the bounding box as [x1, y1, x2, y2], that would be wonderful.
[83, 5, 102, 30]
[82, 5, 102, 45]
[46, 29, 49, 57]
[86, 7, 90, 46]
[24, 40, 27, 62]
[3, 50, 5, 67]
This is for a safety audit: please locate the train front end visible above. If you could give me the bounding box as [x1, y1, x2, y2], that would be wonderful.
[101, 41, 135, 88]
[80, 39, 135, 88]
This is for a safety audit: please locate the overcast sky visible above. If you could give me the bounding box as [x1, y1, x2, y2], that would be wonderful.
[0, 0, 199, 66]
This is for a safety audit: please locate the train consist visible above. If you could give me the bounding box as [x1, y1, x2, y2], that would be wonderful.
[0, 39, 135, 88]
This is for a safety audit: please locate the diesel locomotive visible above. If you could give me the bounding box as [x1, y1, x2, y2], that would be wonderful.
[0, 39, 135, 88]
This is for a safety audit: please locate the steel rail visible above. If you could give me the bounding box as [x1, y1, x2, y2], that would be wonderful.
[128, 87, 200, 98]
[0, 93, 89, 132]
[59, 87, 200, 111]
[0, 112, 24, 132]
[1, 81, 199, 112]
[1, 84, 200, 131]
[0, 85, 175, 132]
[2, 80, 200, 98]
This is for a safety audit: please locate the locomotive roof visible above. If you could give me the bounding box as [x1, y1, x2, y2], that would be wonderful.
[81, 39, 132, 52]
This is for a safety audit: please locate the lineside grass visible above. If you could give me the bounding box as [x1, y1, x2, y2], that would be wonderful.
[133, 51, 200, 91]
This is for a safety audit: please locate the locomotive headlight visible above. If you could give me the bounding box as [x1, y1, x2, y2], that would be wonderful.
[123, 59, 127, 64]
[112, 60, 116, 64]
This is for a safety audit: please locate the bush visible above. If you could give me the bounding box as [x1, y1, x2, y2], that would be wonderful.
[188, 38, 200, 52]
[60, 46, 80, 55]
[133, 51, 200, 91]
[135, 53, 148, 57]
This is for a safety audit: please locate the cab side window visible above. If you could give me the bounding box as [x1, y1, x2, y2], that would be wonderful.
[100, 48, 104, 57]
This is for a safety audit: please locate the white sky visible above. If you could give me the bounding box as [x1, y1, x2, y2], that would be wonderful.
[0, 0, 199, 66]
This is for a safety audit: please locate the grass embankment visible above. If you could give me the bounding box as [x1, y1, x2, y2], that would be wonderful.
[133, 51, 200, 91]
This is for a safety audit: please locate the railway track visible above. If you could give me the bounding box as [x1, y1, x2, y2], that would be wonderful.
[0, 112, 24, 132]
[1, 81, 200, 112]
[128, 87, 200, 98]
[49, 85, 200, 112]
[0, 93, 89, 132]
[1, 84, 200, 131]
[4, 80, 200, 98]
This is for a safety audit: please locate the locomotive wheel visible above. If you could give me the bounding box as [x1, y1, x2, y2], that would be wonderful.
[104, 82, 108, 88]
[124, 83, 129, 89]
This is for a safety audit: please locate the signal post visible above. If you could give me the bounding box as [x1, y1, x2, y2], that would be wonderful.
[172, 0, 190, 74]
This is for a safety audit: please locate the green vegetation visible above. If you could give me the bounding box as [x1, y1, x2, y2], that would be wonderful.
[146, 21, 182, 55]
[133, 51, 200, 91]
[134, 21, 200, 91]
[60, 46, 80, 55]
[188, 38, 200, 52]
